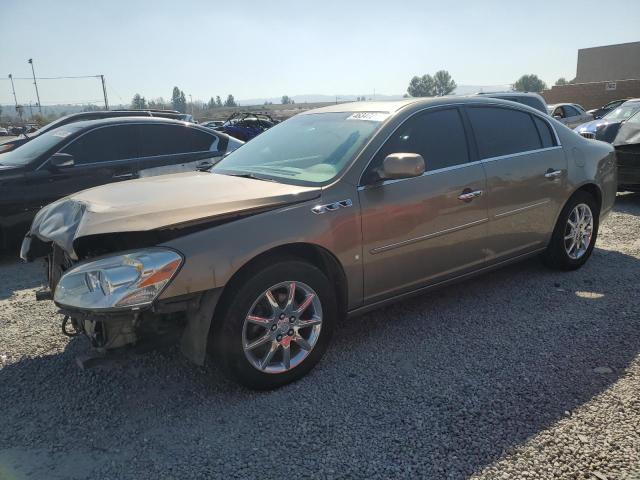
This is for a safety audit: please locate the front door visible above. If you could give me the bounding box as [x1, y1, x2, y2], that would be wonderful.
[358, 107, 488, 304]
[465, 105, 567, 262]
[23, 124, 140, 216]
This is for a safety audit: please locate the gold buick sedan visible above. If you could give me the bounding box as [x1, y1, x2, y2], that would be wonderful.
[22, 96, 617, 389]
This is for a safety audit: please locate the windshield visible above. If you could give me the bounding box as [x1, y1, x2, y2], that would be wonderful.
[212, 112, 385, 185]
[603, 103, 640, 121]
[0, 124, 81, 166]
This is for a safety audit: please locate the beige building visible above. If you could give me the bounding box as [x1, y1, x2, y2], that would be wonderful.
[576, 41, 640, 83]
[541, 41, 640, 110]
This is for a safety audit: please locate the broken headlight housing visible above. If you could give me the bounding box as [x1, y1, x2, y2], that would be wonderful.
[54, 248, 183, 310]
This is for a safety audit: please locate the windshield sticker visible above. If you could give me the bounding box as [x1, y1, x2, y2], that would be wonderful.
[347, 112, 390, 122]
[52, 130, 73, 138]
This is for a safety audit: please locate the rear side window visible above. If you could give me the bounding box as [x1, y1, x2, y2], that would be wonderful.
[189, 129, 219, 151]
[467, 107, 542, 159]
[61, 125, 138, 164]
[563, 105, 580, 117]
[372, 108, 469, 173]
[138, 124, 194, 157]
[533, 116, 556, 148]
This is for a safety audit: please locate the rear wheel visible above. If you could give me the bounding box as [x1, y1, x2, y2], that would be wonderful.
[543, 191, 599, 270]
[212, 259, 336, 390]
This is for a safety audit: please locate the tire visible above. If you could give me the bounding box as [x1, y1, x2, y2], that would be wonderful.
[212, 258, 336, 390]
[543, 191, 599, 271]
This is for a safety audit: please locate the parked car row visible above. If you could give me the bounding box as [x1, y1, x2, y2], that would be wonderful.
[20, 96, 617, 389]
[575, 98, 640, 191]
[0, 109, 186, 154]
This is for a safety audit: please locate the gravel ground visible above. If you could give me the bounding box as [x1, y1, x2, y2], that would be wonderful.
[1, 193, 639, 480]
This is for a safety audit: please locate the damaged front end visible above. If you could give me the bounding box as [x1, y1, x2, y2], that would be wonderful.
[20, 199, 220, 366]
[19, 171, 322, 367]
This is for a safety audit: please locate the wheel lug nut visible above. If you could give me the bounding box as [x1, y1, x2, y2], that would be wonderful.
[289, 316, 295, 323]
[271, 324, 277, 331]
[279, 314, 285, 320]
[288, 329, 294, 336]
[276, 334, 283, 341]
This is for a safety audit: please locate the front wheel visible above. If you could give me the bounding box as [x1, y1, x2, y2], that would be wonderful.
[543, 191, 599, 270]
[212, 259, 336, 390]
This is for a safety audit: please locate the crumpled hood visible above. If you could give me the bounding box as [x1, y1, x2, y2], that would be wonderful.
[29, 171, 320, 257]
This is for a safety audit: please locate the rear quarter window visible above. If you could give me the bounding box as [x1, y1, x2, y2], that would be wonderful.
[533, 116, 556, 148]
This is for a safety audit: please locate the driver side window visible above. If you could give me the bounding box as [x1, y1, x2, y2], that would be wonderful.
[362, 108, 469, 184]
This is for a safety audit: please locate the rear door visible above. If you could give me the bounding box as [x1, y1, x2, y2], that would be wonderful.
[466, 105, 567, 262]
[358, 107, 488, 303]
[23, 124, 139, 213]
[137, 124, 221, 177]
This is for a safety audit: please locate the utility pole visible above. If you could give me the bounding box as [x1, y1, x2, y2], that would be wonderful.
[28, 101, 33, 118]
[27, 59, 42, 114]
[100, 75, 109, 110]
[8, 74, 22, 121]
[8, 74, 18, 110]
[189, 94, 194, 116]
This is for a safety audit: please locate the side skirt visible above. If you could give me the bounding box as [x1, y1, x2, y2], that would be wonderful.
[347, 248, 547, 319]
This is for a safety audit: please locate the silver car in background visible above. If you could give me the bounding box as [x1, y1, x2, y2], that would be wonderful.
[548, 103, 593, 128]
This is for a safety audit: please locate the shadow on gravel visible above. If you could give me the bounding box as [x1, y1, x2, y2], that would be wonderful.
[0, 255, 44, 300]
[1, 245, 639, 479]
[614, 191, 640, 216]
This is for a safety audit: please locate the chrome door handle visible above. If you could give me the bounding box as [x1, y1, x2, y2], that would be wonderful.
[458, 189, 483, 202]
[544, 169, 563, 179]
[112, 172, 136, 179]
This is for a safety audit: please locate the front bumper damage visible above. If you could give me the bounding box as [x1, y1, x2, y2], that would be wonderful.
[53, 288, 222, 367]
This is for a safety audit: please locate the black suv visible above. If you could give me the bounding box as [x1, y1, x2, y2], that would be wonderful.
[0, 109, 187, 154]
[0, 116, 242, 249]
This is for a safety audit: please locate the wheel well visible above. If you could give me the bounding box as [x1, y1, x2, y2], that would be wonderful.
[575, 183, 602, 211]
[217, 243, 349, 320]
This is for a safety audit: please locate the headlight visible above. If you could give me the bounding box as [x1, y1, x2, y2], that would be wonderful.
[54, 248, 183, 310]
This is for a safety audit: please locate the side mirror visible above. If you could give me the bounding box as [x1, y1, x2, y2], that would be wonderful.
[379, 153, 425, 180]
[50, 153, 74, 168]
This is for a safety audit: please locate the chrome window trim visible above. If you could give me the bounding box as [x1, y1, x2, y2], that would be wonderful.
[357, 101, 562, 187]
[357, 145, 562, 191]
[358, 158, 484, 190]
[479, 145, 562, 164]
[35, 121, 218, 171]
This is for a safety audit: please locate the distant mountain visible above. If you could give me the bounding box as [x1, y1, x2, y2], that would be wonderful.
[237, 85, 512, 106]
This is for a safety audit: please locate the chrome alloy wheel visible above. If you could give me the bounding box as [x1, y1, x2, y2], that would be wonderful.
[242, 281, 323, 374]
[564, 203, 594, 260]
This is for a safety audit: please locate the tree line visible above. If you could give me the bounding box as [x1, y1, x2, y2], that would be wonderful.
[130, 87, 238, 113]
[512, 74, 577, 93]
[405, 70, 576, 97]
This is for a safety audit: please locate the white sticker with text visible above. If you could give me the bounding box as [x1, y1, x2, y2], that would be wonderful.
[346, 112, 390, 122]
[52, 131, 73, 138]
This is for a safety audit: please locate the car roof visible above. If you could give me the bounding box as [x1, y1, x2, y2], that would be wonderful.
[53, 116, 197, 130]
[477, 91, 543, 98]
[622, 98, 640, 104]
[301, 95, 547, 115]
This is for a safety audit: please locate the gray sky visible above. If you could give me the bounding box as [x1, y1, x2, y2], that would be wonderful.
[1, 0, 639, 106]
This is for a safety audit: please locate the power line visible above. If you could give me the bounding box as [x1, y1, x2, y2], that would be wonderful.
[0, 75, 101, 80]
